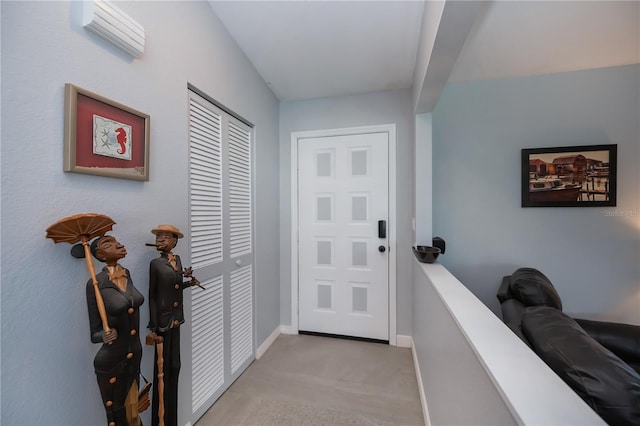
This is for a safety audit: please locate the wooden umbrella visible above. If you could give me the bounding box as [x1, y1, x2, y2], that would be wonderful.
[46, 213, 116, 331]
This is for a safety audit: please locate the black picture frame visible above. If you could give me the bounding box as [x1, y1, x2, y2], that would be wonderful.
[522, 144, 617, 207]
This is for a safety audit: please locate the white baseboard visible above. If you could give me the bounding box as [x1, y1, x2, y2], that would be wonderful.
[256, 325, 302, 359]
[279, 325, 298, 335]
[409, 337, 430, 426]
[396, 334, 412, 348]
[256, 326, 281, 359]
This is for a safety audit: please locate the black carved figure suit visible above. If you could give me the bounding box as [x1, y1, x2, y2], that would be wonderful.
[87, 267, 144, 426]
[148, 252, 188, 426]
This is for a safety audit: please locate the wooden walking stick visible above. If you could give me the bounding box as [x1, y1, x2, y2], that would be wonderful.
[81, 234, 110, 331]
[46, 213, 116, 332]
[147, 333, 165, 426]
[156, 337, 165, 426]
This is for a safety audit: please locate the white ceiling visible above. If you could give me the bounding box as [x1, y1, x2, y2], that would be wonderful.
[448, 1, 640, 83]
[209, 1, 640, 103]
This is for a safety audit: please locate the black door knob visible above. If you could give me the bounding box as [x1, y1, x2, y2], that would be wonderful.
[378, 245, 386, 253]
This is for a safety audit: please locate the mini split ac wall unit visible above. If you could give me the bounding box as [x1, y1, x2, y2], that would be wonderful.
[82, 0, 145, 58]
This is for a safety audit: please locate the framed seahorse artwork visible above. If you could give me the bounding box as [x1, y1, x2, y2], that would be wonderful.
[64, 83, 150, 181]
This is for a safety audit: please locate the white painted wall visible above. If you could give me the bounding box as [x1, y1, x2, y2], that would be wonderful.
[0, 2, 279, 425]
[412, 0, 488, 113]
[415, 113, 433, 246]
[412, 0, 445, 111]
[279, 90, 415, 335]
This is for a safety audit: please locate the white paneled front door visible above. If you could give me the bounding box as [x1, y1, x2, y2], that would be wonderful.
[298, 132, 389, 341]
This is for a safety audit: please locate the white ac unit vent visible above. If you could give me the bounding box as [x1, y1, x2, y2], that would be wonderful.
[82, 0, 145, 58]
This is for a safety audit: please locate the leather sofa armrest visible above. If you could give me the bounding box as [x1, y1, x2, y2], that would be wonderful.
[500, 299, 530, 346]
[524, 307, 640, 425]
[575, 318, 640, 373]
[497, 276, 512, 303]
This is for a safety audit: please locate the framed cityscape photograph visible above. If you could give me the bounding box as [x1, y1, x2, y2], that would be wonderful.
[522, 144, 617, 207]
[64, 83, 150, 181]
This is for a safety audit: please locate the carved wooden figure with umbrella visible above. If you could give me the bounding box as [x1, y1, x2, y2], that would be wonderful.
[46, 213, 116, 332]
[46, 213, 148, 425]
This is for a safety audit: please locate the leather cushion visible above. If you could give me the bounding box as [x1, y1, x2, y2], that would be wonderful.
[576, 318, 640, 375]
[499, 299, 530, 346]
[523, 306, 640, 426]
[509, 267, 563, 310]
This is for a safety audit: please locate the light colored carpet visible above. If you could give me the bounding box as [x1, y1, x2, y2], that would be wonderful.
[243, 398, 372, 425]
[196, 334, 423, 425]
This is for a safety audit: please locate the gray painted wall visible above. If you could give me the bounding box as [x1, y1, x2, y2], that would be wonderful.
[279, 90, 416, 335]
[432, 64, 640, 324]
[415, 113, 433, 245]
[1, 2, 280, 425]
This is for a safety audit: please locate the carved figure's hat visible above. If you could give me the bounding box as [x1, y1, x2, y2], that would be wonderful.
[151, 224, 184, 239]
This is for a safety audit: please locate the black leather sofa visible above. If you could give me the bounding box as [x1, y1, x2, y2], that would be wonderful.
[497, 267, 640, 425]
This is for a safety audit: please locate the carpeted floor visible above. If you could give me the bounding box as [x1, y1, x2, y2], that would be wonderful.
[237, 398, 373, 425]
[196, 334, 424, 425]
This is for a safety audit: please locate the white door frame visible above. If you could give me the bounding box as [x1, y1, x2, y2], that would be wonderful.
[290, 124, 397, 346]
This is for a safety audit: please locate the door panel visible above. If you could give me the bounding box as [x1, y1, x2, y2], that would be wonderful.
[188, 91, 254, 421]
[228, 121, 252, 258]
[230, 264, 253, 374]
[189, 99, 223, 269]
[298, 132, 389, 340]
[191, 275, 224, 414]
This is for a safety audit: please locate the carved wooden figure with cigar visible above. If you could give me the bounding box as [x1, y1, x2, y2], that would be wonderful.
[146, 225, 200, 426]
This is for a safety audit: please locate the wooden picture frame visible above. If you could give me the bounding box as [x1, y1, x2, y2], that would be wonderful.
[64, 83, 150, 181]
[522, 144, 617, 207]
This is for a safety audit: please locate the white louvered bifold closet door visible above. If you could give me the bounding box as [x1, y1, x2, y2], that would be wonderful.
[188, 90, 254, 422]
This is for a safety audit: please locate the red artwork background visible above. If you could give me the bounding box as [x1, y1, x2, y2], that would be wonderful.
[75, 93, 146, 169]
